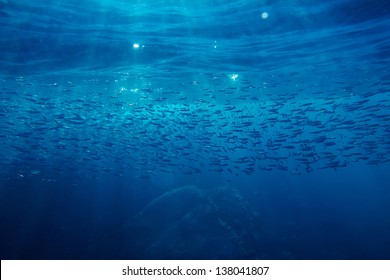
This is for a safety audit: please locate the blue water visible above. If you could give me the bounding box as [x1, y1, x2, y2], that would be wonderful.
[1, 0, 390, 259]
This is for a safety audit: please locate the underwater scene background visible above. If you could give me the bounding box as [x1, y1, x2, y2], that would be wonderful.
[1, 0, 390, 259]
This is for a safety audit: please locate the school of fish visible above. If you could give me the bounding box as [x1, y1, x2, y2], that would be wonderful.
[0, 70, 389, 181]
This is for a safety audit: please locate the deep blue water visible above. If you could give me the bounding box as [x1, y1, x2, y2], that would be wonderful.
[1, 0, 390, 259]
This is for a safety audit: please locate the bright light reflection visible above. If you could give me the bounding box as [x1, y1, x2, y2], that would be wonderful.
[230, 74, 238, 81]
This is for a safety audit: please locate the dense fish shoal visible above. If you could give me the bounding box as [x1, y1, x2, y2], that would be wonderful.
[0, 72, 389, 181]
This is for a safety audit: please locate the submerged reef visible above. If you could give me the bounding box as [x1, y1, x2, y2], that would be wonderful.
[125, 185, 262, 259]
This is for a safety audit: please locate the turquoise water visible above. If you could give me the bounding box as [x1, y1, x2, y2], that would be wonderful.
[0, 0, 390, 259]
